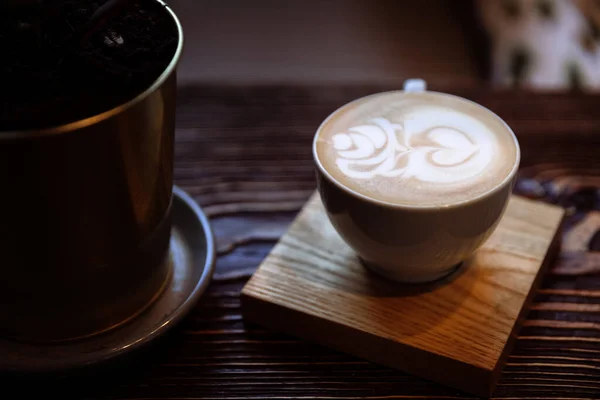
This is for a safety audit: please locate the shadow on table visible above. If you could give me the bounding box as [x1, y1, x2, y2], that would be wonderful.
[0, 326, 186, 399]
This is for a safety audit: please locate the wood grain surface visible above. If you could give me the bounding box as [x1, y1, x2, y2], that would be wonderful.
[242, 193, 564, 396]
[2, 84, 600, 399]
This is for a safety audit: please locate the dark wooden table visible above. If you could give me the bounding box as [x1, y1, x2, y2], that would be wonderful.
[5, 85, 600, 399]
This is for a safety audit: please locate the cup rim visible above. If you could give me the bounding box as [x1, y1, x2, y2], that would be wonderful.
[0, 0, 184, 140]
[312, 89, 521, 211]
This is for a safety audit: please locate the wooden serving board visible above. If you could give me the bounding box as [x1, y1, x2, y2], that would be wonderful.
[241, 192, 565, 397]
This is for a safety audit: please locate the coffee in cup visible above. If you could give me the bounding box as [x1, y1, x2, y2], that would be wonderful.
[313, 79, 520, 283]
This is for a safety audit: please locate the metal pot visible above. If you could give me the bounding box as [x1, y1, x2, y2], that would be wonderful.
[0, 1, 183, 342]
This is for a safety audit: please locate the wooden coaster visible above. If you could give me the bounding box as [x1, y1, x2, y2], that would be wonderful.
[241, 192, 565, 397]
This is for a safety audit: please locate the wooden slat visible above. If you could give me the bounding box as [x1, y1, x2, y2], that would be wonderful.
[241, 193, 564, 397]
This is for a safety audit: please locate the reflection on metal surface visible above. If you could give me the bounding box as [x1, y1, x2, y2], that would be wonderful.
[170, 229, 189, 293]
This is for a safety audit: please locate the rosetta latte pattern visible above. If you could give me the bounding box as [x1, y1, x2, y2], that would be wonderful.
[331, 109, 496, 184]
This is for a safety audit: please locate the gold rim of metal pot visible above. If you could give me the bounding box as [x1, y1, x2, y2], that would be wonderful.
[0, 0, 183, 140]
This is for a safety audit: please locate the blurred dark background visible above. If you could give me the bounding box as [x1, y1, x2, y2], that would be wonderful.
[168, 0, 482, 86]
[168, 0, 600, 91]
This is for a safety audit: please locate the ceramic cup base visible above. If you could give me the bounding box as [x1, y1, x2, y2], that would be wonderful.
[361, 259, 464, 284]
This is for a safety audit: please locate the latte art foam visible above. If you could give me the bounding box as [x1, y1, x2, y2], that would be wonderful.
[315, 91, 518, 206]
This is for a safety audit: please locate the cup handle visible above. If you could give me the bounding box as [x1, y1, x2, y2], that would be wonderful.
[403, 79, 427, 93]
